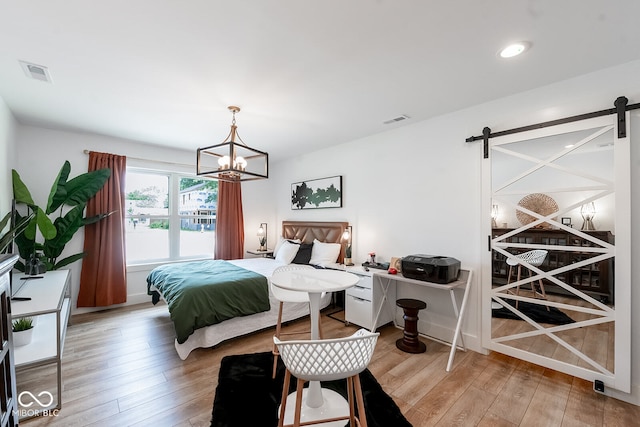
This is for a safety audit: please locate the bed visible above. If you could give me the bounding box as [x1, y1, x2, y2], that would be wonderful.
[147, 220, 349, 360]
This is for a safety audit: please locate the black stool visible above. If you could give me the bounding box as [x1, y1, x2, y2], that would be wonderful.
[395, 298, 427, 353]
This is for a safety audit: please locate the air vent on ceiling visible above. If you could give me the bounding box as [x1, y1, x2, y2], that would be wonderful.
[19, 60, 53, 83]
[383, 114, 410, 125]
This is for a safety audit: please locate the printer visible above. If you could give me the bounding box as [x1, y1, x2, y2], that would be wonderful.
[401, 255, 461, 284]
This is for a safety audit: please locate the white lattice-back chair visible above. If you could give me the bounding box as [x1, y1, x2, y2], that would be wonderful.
[270, 264, 322, 378]
[274, 329, 379, 427]
[507, 249, 549, 310]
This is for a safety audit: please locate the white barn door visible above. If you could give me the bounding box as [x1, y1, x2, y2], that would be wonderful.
[481, 113, 631, 392]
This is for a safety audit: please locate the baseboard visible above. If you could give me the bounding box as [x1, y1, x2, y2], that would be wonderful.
[394, 316, 483, 355]
[600, 382, 640, 406]
[72, 292, 153, 315]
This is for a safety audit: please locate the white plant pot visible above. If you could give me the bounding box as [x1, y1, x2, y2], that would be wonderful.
[13, 328, 34, 347]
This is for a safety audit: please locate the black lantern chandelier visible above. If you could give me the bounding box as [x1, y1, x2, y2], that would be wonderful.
[196, 106, 269, 182]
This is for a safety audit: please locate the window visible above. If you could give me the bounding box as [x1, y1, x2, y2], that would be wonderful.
[125, 169, 218, 264]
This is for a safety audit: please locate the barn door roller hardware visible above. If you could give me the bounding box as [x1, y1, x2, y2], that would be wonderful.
[467, 96, 638, 158]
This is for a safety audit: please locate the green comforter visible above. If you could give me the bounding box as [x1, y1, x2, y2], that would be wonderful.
[147, 260, 270, 344]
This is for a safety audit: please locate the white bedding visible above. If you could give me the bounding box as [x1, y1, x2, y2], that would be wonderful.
[166, 257, 332, 360]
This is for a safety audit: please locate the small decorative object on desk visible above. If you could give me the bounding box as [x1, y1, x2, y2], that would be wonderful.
[344, 244, 353, 266]
[25, 252, 46, 276]
[368, 252, 376, 265]
[390, 257, 403, 273]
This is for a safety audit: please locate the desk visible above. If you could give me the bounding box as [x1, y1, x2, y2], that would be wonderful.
[370, 269, 473, 372]
[270, 269, 359, 426]
[11, 270, 71, 420]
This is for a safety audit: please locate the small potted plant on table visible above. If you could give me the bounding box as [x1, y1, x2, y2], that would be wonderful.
[12, 317, 34, 347]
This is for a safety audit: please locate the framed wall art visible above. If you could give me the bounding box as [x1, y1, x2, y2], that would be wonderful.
[291, 176, 342, 210]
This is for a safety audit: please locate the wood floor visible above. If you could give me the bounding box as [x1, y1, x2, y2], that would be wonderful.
[20, 302, 640, 427]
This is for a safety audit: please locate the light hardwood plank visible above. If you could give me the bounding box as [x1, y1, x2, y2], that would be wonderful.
[18, 302, 638, 427]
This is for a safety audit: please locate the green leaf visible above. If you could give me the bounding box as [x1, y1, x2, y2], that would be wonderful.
[13, 212, 35, 260]
[43, 205, 85, 259]
[84, 211, 113, 225]
[23, 213, 37, 240]
[12, 169, 35, 205]
[53, 252, 86, 269]
[0, 211, 34, 253]
[63, 168, 111, 207]
[46, 161, 71, 214]
[13, 260, 25, 273]
[0, 212, 9, 231]
[36, 207, 57, 240]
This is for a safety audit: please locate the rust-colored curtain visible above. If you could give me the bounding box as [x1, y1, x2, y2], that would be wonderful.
[214, 180, 244, 260]
[77, 151, 127, 307]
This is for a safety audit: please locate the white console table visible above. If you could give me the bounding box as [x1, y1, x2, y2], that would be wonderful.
[345, 266, 473, 372]
[11, 270, 71, 419]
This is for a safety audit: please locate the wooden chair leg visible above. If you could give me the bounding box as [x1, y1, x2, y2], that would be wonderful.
[347, 376, 356, 426]
[293, 378, 305, 427]
[278, 370, 291, 427]
[354, 374, 367, 427]
[537, 278, 550, 311]
[273, 301, 284, 379]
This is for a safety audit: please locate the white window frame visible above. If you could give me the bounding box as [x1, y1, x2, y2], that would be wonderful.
[125, 168, 216, 265]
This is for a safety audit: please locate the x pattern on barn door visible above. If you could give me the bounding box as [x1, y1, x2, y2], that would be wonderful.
[482, 113, 631, 393]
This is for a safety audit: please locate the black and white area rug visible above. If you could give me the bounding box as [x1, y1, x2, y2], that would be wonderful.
[210, 351, 412, 427]
[492, 299, 575, 325]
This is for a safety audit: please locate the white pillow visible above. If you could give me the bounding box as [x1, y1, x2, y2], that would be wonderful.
[273, 236, 301, 257]
[275, 240, 300, 264]
[309, 238, 341, 267]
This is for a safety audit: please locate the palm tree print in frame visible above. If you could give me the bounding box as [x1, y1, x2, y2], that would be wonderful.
[291, 176, 342, 209]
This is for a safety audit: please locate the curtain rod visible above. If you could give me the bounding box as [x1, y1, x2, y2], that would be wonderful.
[83, 150, 195, 168]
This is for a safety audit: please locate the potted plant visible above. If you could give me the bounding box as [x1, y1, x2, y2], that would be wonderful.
[12, 317, 34, 347]
[12, 160, 111, 272]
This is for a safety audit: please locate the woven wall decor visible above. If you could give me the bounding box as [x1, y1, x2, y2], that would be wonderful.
[516, 193, 558, 228]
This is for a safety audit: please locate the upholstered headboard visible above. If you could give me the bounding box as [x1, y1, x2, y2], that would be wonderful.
[282, 221, 349, 264]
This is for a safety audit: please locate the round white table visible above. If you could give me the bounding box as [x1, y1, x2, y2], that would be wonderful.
[270, 268, 359, 427]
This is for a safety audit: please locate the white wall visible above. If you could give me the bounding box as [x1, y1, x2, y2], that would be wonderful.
[0, 96, 17, 216]
[242, 59, 640, 404]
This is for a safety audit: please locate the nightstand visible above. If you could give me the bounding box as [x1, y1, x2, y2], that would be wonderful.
[246, 249, 274, 258]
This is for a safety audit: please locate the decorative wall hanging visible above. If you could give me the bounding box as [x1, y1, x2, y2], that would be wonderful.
[291, 176, 342, 210]
[516, 193, 558, 229]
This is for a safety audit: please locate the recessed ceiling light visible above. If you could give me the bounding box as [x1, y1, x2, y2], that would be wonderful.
[499, 42, 530, 58]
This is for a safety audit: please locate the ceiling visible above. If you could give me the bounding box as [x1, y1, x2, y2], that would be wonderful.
[1, 1, 639, 162]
